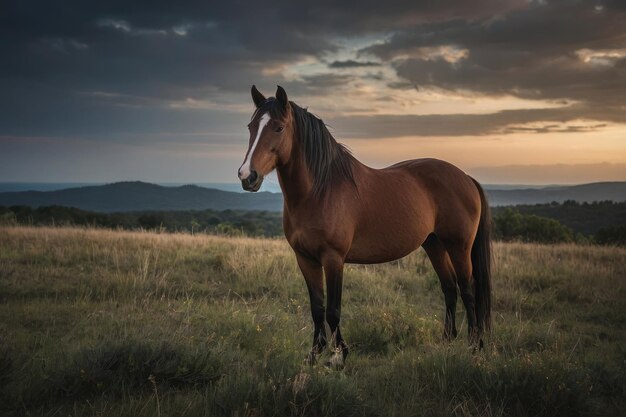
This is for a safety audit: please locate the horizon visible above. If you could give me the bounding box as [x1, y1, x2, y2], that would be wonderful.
[2, 1, 626, 184]
[1, 177, 625, 196]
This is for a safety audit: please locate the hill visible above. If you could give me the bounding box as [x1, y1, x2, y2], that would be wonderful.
[0, 181, 284, 212]
[0, 226, 624, 416]
[486, 182, 626, 206]
[0, 181, 624, 212]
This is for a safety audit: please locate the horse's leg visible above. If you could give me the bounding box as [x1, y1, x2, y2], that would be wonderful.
[322, 253, 348, 369]
[296, 253, 327, 365]
[446, 242, 482, 348]
[422, 235, 458, 340]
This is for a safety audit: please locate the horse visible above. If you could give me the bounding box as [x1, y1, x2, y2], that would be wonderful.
[238, 85, 492, 368]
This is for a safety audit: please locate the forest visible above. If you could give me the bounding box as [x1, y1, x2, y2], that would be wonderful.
[1, 201, 624, 245]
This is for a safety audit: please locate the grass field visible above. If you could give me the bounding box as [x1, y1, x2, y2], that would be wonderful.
[1, 226, 624, 417]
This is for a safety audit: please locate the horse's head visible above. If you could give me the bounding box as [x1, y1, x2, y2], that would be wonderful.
[238, 85, 294, 192]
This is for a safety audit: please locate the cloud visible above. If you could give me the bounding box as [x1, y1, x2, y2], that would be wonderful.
[330, 105, 626, 138]
[0, 0, 529, 101]
[575, 48, 626, 67]
[328, 60, 381, 68]
[1, 0, 625, 148]
[359, 0, 626, 111]
[501, 122, 608, 135]
[2, 1, 626, 183]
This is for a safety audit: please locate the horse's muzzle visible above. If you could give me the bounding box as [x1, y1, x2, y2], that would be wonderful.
[241, 171, 263, 192]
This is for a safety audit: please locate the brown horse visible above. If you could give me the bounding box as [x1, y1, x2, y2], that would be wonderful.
[238, 85, 492, 368]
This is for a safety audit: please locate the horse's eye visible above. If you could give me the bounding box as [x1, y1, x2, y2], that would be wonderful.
[275, 126, 284, 133]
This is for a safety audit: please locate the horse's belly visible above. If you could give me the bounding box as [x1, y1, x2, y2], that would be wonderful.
[345, 222, 427, 264]
[344, 184, 434, 264]
[345, 244, 417, 264]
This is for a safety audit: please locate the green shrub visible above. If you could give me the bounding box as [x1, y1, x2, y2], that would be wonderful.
[594, 225, 626, 246]
[494, 208, 575, 243]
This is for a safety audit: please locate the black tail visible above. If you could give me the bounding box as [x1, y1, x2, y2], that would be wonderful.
[470, 177, 492, 333]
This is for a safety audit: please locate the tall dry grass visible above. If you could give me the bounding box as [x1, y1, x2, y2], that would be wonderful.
[0, 226, 624, 417]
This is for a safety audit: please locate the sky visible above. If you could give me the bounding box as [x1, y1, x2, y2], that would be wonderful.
[1, 0, 625, 185]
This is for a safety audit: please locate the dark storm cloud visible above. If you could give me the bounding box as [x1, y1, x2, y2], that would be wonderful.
[0, 2, 324, 139]
[1, 0, 520, 139]
[361, 0, 626, 107]
[328, 60, 381, 68]
[1, 0, 625, 141]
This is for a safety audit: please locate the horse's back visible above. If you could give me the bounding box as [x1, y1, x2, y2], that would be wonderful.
[385, 158, 482, 244]
[386, 158, 477, 199]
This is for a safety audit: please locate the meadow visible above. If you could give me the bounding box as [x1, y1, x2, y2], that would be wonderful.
[0, 226, 624, 416]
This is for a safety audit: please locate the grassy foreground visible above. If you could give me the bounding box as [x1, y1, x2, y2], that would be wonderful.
[0, 227, 624, 417]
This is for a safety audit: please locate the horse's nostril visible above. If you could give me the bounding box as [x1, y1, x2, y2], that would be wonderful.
[248, 171, 258, 183]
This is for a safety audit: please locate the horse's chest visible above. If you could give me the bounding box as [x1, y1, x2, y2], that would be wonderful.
[283, 212, 350, 258]
[284, 222, 325, 256]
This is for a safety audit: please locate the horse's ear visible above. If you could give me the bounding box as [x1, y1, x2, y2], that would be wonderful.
[251, 85, 266, 108]
[276, 85, 289, 108]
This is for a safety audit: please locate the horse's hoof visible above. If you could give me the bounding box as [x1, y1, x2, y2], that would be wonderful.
[304, 350, 318, 366]
[325, 346, 348, 370]
[469, 339, 484, 354]
[326, 351, 344, 370]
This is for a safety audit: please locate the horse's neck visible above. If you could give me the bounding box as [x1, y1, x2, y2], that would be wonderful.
[276, 143, 314, 211]
[277, 148, 365, 213]
[277, 125, 366, 210]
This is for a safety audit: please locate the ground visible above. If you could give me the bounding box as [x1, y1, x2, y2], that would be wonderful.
[0, 226, 624, 416]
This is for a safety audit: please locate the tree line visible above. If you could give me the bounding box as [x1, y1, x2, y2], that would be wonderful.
[0, 205, 282, 237]
[491, 199, 626, 235]
[1, 202, 624, 246]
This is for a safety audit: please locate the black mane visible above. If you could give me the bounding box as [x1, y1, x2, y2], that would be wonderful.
[290, 102, 356, 197]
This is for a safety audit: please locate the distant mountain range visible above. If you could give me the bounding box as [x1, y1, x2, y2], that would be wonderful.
[486, 182, 626, 206]
[0, 181, 624, 212]
[0, 182, 284, 212]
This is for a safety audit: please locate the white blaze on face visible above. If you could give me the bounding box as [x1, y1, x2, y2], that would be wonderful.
[239, 112, 270, 179]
